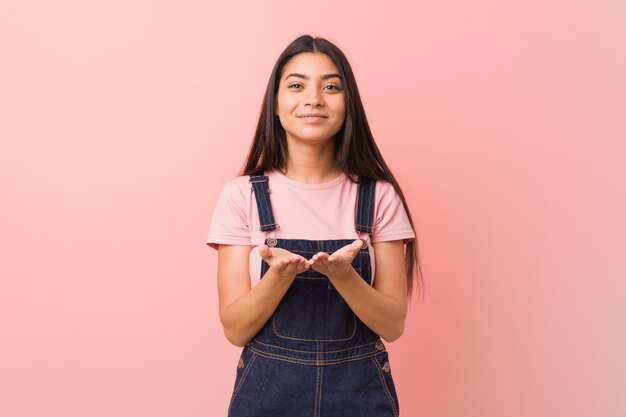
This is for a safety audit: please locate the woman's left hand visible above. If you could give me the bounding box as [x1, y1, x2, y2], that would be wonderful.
[309, 240, 364, 278]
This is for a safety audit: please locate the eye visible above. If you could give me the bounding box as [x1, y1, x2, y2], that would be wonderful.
[287, 82, 341, 91]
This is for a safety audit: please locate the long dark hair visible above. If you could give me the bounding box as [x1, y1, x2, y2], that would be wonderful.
[238, 34, 424, 302]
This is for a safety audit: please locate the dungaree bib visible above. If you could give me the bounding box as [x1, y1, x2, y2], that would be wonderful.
[227, 170, 400, 417]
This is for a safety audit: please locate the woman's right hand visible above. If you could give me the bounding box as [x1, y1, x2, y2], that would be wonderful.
[259, 245, 310, 278]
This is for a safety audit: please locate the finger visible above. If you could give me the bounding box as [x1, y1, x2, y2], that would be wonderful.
[286, 261, 301, 274]
[279, 257, 295, 271]
[280, 258, 292, 271]
[259, 245, 271, 259]
[282, 259, 294, 270]
[284, 262, 298, 273]
[315, 259, 329, 270]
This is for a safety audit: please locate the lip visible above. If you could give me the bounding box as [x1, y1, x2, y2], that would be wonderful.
[298, 114, 328, 123]
[298, 113, 327, 118]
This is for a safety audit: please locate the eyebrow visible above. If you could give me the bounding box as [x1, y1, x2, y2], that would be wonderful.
[284, 72, 342, 81]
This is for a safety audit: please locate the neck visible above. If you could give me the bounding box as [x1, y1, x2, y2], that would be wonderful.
[279, 138, 341, 184]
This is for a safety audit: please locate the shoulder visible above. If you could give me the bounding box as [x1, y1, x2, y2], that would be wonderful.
[375, 178, 395, 195]
[373, 179, 404, 212]
[212, 175, 255, 216]
[372, 178, 401, 207]
[348, 176, 399, 208]
[225, 174, 252, 188]
[221, 175, 253, 198]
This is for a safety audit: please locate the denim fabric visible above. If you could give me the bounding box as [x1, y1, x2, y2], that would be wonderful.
[355, 178, 376, 234]
[249, 173, 279, 232]
[227, 171, 400, 417]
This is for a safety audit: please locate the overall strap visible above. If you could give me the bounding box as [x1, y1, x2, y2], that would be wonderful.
[249, 170, 278, 232]
[355, 178, 377, 233]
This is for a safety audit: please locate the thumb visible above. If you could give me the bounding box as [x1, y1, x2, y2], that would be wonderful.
[259, 244, 271, 258]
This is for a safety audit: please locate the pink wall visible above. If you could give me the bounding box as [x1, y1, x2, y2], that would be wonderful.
[2, 1, 625, 416]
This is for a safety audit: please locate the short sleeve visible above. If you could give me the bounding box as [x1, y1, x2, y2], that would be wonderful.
[370, 181, 416, 244]
[205, 180, 251, 250]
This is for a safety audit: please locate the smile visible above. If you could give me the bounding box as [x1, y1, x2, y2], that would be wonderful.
[298, 116, 327, 123]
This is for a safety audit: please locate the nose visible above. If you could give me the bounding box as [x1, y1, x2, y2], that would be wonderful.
[304, 88, 324, 107]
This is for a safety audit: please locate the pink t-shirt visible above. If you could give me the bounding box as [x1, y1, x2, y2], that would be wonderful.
[206, 169, 415, 288]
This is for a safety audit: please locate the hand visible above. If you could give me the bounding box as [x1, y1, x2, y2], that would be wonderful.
[259, 245, 310, 279]
[308, 240, 364, 278]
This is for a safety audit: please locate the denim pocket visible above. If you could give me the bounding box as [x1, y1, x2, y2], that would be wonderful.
[371, 351, 400, 417]
[272, 274, 357, 341]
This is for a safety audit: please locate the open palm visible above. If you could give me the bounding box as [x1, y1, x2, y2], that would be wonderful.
[259, 245, 310, 277]
[309, 240, 363, 277]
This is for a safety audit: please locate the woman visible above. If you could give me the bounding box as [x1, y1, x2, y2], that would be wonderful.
[206, 34, 423, 416]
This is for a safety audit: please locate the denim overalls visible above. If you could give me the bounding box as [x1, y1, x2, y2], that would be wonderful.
[227, 170, 400, 417]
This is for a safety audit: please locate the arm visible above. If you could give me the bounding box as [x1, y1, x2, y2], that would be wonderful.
[325, 240, 408, 342]
[216, 244, 308, 347]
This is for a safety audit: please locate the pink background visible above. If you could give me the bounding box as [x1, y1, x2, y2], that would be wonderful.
[2, 1, 625, 416]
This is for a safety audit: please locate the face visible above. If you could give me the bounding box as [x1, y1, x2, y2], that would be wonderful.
[275, 52, 346, 145]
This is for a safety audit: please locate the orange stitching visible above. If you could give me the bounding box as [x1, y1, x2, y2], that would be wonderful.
[371, 357, 399, 417]
[247, 346, 381, 365]
[230, 353, 258, 405]
[252, 338, 380, 354]
[272, 314, 357, 342]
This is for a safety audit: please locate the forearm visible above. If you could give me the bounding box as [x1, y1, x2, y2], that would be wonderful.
[328, 267, 407, 342]
[221, 269, 294, 347]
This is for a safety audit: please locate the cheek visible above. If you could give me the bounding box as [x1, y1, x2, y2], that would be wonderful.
[334, 99, 346, 119]
[276, 93, 292, 112]
[279, 100, 297, 116]
[335, 107, 347, 124]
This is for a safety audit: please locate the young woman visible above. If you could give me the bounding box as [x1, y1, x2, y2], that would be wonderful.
[206, 34, 423, 417]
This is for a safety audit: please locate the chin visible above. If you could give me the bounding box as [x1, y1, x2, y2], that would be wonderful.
[293, 133, 338, 142]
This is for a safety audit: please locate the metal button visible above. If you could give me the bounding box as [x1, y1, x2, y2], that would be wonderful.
[382, 362, 390, 372]
[238, 358, 244, 368]
[375, 340, 385, 351]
